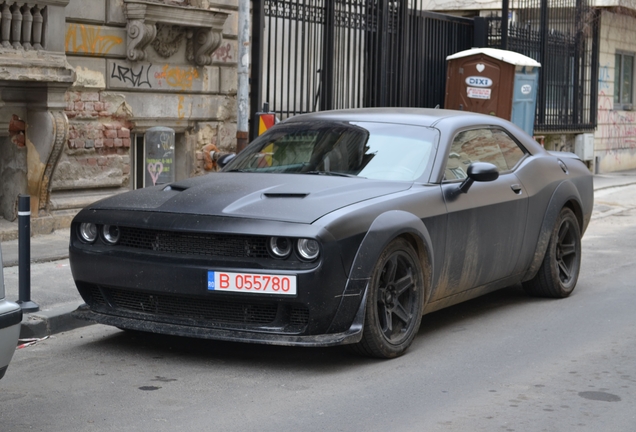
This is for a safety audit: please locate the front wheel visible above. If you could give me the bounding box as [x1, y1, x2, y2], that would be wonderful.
[350, 238, 425, 359]
[523, 207, 582, 298]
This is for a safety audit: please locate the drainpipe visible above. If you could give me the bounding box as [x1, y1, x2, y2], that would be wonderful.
[236, 0, 250, 153]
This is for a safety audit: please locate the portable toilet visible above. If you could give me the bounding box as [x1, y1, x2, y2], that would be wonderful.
[445, 48, 541, 136]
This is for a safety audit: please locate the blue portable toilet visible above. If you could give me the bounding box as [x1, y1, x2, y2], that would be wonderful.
[445, 48, 541, 136]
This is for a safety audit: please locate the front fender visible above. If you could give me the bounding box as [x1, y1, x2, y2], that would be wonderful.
[325, 210, 435, 334]
[349, 210, 434, 284]
[523, 180, 583, 282]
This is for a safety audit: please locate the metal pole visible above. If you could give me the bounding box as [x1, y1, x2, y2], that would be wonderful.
[17, 194, 38, 312]
[237, 0, 251, 153]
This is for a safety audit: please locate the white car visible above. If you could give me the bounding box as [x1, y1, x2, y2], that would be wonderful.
[0, 245, 21, 380]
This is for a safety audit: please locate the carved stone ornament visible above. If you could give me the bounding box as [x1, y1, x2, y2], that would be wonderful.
[123, 0, 228, 66]
[151, 24, 185, 58]
[39, 111, 69, 211]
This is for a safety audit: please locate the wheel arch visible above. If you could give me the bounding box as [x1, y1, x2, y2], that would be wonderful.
[349, 210, 434, 305]
[523, 180, 583, 282]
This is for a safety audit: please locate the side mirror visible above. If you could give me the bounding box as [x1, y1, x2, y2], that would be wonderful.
[216, 153, 236, 168]
[458, 162, 499, 193]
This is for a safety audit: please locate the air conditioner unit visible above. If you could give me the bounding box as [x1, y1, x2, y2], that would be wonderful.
[574, 133, 594, 161]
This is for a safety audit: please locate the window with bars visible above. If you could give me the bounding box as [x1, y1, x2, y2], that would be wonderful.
[614, 52, 634, 109]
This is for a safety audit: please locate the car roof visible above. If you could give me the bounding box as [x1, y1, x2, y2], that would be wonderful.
[283, 107, 499, 128]
[282, 107, 545, 156]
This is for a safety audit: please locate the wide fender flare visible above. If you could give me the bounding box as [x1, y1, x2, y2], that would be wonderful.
[523, 180, 583, 282]
[349, 210, 434, 303]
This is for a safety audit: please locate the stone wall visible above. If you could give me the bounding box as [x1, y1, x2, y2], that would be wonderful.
[48, 0, 238, 216]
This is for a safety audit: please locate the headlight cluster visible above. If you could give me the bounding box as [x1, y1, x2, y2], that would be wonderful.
[268, 236, 320, 261]
[77, 223, 121, 245]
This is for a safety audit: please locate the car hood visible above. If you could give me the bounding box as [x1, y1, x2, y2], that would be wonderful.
[89, 173, 412, 223]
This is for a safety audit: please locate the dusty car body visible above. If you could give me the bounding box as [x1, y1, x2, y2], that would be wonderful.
[0, 246, 22, 379]
[70, 108, 593, 358]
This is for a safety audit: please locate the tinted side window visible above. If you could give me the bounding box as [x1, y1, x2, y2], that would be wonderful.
[444, 128, 525, 180]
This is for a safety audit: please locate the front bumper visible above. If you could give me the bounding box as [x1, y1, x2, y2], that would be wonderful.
[73, 286, 367, 347]
[69, 211, 370, 346]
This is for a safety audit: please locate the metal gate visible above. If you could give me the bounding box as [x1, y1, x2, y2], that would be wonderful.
[477, 0, 598, 132]
[250, 0, 474, 137]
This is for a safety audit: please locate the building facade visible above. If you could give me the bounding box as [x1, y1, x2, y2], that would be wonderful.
[0, 0, 238, 234]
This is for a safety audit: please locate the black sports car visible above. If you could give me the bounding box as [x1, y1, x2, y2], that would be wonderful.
[70, 108, 593, 358]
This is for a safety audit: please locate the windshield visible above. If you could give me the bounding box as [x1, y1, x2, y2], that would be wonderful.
[224, 120, 439, 181]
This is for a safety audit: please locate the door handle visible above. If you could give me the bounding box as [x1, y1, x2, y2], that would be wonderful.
[511, 184, 522, 194]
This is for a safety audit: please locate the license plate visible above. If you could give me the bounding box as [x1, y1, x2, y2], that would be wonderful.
[207, 271, 297, 295]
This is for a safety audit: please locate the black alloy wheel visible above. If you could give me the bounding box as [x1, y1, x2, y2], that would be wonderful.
[523, 207, 582, 298]
[351, 238, 425, 358]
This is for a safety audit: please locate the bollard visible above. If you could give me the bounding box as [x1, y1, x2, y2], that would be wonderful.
[17, 194, 39, 312]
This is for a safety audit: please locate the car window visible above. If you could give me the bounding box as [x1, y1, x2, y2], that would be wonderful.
[224, 120, 439, 181]
[444, 128, 526, 181]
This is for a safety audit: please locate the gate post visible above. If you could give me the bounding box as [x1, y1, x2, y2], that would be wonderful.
[320, 0, 335, 111]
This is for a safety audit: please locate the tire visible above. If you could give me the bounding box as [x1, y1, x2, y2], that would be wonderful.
[350, 238, 425, 359]
[523, 207, 582, 298]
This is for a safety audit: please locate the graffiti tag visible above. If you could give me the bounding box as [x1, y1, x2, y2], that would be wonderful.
[147, 162, 164, 186]
[597, 91, 636, 164]
[111, 63, 152, 88]
[212, 43, 233, 62]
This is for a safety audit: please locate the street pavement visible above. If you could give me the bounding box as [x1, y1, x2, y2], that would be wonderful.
[1, 169, 636, 340]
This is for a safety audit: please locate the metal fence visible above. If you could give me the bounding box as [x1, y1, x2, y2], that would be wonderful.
[250, 0, 474, 137]
[478, 0, 599, 132]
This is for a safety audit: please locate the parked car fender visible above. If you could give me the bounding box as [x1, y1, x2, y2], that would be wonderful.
[523, 180, 584, 282]
[350, 210, 434, 299]
[325, 210, 434, 335]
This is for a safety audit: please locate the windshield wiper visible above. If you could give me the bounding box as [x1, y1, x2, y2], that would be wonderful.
[304, 171, 360, 178]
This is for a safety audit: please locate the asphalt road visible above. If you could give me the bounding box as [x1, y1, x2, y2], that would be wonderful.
[1, 186, 636, 432]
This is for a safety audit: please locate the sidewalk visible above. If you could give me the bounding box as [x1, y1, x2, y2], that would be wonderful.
[2, 168, 636, 339]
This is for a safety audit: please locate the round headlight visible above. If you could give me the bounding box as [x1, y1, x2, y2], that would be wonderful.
[268, 237, 291, 258]
[297, 238, 320, 261]
[102, 225, 121, 244]
[78, 223, 97, 243]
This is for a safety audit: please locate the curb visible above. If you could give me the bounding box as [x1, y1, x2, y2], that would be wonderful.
[2, 253, 69, 269]
[593, 180, 636, 192]
[20, 303, 92, 339]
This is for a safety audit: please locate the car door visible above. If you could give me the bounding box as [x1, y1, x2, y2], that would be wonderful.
[436, 127, 529, 297]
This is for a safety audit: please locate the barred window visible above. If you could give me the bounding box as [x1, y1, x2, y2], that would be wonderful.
[614, 52, 634, 109]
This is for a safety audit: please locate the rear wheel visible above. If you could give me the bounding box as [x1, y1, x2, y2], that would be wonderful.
[350, 238, 424, 359]
[523, 207, 581, 298]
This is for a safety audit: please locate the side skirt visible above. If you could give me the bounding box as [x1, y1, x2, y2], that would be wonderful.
[422, 275, 522, 315]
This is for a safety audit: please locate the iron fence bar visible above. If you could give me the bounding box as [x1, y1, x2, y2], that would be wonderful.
[502, 0, 509, 50]
[589, 7, 600, 127]
[538, 0, 549, 125]
[320, 0, 334, 110]
[250, 0, 265, 141]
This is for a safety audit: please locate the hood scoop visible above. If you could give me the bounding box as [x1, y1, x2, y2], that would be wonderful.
[263, 193, 308, 199]
[163, 184, 188, 192]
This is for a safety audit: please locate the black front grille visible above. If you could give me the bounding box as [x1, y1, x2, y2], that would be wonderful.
[88, 286, 309, 329]
[118, 227, 270, 259]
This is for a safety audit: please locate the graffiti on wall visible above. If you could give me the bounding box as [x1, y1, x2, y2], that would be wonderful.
[154, 64, 200, 90]
[111, 63, 152, 88]
[598, 64, 612, 92]
[212, 43, 233, 62]
[108, 60, 206, 92]
[597, 91, 636, 162]
[65, 24, 123, 55]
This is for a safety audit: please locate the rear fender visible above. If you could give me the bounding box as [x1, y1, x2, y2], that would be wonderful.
[523, 180, 583, 282]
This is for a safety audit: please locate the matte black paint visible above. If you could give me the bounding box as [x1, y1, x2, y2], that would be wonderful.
[69, 108, 593, 347]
